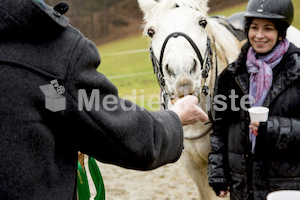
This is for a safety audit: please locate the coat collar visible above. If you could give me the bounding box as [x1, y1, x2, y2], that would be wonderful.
[32, 0, 47, 10]
[0, 0, 69, 38]
[264, 52, 300, 107]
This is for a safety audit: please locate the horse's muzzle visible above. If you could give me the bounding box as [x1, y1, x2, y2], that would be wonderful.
[170, 92, 200, 104]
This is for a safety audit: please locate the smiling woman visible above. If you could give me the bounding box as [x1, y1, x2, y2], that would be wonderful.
[208, 0, 300, 199]
[248, 19, 280, 54]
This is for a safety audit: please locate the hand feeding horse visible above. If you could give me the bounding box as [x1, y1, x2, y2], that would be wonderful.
[137, 0, 300, 199]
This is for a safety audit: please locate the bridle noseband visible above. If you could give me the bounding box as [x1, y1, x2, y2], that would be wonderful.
[150, 32, 215, 110]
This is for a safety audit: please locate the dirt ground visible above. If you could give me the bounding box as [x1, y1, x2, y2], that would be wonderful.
[84, 156, 199, 200]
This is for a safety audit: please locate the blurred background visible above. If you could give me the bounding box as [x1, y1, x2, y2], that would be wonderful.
[45, 0, 248, 45]
[44, 0, 300, 111]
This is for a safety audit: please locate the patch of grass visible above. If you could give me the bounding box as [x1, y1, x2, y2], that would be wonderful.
[209, 2, 248, 17]
[292, 0, 300, 29]
[97, 34, 161, 111]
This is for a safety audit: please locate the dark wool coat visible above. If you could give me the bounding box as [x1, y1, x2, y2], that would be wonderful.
[0, 0, 184, 199]
[208, 42, 300, 200]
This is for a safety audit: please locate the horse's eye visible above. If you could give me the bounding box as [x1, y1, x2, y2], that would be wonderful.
[199, 19, 207, 28]
[147, 29, 155, 38]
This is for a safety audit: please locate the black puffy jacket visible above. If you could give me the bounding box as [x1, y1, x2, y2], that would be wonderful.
[208, 42, 300, 200]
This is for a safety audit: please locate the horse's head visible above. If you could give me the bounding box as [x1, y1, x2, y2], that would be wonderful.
[138, 0, 213, 107]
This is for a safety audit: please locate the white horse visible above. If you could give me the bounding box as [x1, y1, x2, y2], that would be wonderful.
[138, 0, 240, 199]
[137, 0, 300, 200]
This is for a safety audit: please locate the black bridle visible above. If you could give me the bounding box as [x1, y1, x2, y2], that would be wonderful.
[150, 32, 215, 110]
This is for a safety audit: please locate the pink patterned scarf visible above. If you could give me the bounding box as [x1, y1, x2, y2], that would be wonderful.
[246, 38, 290, 153]
[246, 39, 290, 107]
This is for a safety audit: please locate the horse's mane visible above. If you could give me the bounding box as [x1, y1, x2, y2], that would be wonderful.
[206, 18, 242, 69]
[157, 0, 209, 14]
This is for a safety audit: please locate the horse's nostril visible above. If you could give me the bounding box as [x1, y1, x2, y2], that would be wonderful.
[190, 59, 197, 74]
[166, 64, 175, 77]
[175, 76, 195, 98]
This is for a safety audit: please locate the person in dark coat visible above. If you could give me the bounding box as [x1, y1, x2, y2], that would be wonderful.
[0, 0, 209, 199]
[207, 0, 300, 199]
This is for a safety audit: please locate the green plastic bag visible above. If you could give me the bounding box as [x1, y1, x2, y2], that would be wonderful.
[77, 157, 105, 200]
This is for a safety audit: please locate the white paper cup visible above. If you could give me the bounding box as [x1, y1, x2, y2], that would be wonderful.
[267, 190, 300, 200]
[248, 106, 269, 122]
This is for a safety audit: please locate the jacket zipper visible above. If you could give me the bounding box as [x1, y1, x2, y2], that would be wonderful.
[272, 74, 281, 84]
[235, 77, 247, 95]
[235, 76, 254, 197]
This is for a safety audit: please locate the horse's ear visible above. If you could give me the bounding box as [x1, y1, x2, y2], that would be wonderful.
[138, 0, 157, 15]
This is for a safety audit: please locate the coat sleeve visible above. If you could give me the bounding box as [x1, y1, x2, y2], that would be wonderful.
[256, 52, 300, 154]
[208, 119, 229, 185]
[64, 37, 184, 170]
[257, 116, 300, 153]
[207, 70, 229, 187]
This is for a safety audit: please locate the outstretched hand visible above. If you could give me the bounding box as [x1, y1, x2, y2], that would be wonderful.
[170, 95, 208, 125]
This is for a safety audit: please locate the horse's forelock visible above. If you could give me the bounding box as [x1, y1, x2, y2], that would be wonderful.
[155, 0, 209, 17]
[143, 0, 209, 33]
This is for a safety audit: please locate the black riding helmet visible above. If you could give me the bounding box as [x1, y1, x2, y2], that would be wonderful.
[244, 0, 294, 40]
[244, 0, 294, 26]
